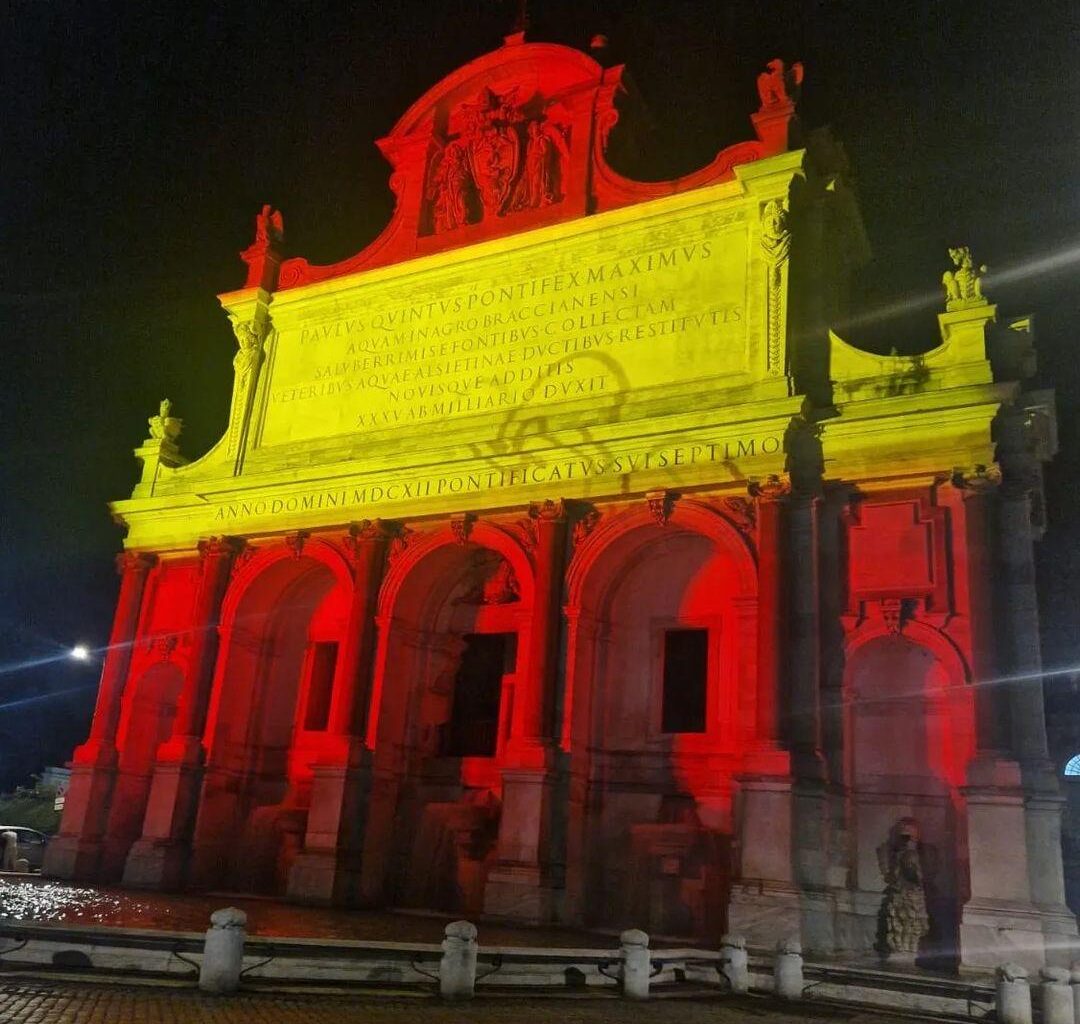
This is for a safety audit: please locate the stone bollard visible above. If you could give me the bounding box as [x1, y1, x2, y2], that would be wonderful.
[199, 908, 247, 994]
[996, 963, 1033, 1024]
[439, 920, 478, 1000]
[1, 831, 16, 871]
[774, 938, 803, 1000]
[620, 929, 651, 1000]
[1071, 964, 1080, 1024]
[1040, 966, 1074, 1024]
[720, 933, 749, 994]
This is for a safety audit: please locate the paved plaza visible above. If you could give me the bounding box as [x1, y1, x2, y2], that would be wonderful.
[0, 981, 926, 1023]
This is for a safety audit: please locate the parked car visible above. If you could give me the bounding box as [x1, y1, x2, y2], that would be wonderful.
[0, 827, 49, 871]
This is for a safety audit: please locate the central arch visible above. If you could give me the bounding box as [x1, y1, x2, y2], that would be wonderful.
[563, 500, 758, 941]
[359, 523, 536, 914]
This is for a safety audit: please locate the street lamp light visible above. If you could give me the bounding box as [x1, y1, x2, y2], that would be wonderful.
[70, 645, 90, 662]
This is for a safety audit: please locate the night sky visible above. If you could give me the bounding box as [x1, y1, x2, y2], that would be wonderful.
[2, 0, 1079, 787]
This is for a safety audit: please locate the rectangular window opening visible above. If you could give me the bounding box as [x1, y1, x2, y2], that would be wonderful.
[443, 632, 514, 757]
[662, 628, 708, 734]
[303, 641, 338, 731]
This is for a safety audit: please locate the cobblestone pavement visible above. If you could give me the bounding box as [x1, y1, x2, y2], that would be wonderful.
[0, 980, 931, 1023]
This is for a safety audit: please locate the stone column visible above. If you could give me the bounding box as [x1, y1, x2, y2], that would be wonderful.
[484, 499, 567, 922]
[44, 552, 156, 880]
[288, 520, 391, 904]
[957, 476, 1010, 754]
[995, 422, 1076, 962]
[122, 537, 240, 890]
[960, 410, 1078, 970]
[785, 419, 833, 952]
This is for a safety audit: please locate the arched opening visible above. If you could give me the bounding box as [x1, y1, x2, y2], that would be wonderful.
[362, 534, 532, 915]
[190, 550, 350, 894]
[565, 510, 757, 941]
[100, 661, 184, 880]
[844, 632, 974, 962]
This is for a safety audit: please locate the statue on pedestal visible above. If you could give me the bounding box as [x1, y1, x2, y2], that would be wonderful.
[147, 399, 182, 443]
[942, 246, 988, 309]
[877, 817, 930, 958]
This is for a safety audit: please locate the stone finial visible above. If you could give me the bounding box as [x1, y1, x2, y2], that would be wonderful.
[240, 204, 285, 289]
[996, 963, 1033, 1024]
[720, 934, 749, 994]
[774, 938, 804, 1000]
[942, 246, 988, 310]
[200, 907, 247, 994]
[445, 920, 478, 941]
[619, 929, 651, 1000]
[1039, 967, 1072, 1024]
[440, 920, 478, 1000]
[147, 398, 182, 443]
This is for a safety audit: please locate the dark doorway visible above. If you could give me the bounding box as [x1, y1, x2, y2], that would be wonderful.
[443, 632, 513, 756]
[662, 628, 708, 733]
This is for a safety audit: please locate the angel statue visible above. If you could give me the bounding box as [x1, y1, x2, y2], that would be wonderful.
[942, 246, 987, 309]
[757, 59, 804, 109]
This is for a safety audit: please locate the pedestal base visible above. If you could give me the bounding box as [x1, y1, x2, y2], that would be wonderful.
[42, 835, 105, 882]
[727, 882, 802, 947]
[43, 746, 120, 881]
[121, 839, 190, 890]
[960, 899, 1079, 973]
[287, 850, 363, 906]
[483, 865, 562, 924]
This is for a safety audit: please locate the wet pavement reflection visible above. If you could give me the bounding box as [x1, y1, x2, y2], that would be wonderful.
[0, 876, 618, 947]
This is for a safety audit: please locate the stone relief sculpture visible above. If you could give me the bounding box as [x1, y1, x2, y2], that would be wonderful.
[877, 817, 930, 957]
[147, 399, 182, 442]
[227, 320, 266, 457]
[942, 246, 987, 309]
[426, 87, 569, 233]
[760, 198, 791, 377]
[232, 321, 263, 383]
[428, 141, 473, 233]
[757, 59, 804, 109]
[510, 117, 570, 210]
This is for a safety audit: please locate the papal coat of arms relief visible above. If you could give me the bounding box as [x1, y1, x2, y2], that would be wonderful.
[425, 87, 571, 234]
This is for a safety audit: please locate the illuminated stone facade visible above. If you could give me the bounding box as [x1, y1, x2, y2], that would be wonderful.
[46, 35, 1076, 970]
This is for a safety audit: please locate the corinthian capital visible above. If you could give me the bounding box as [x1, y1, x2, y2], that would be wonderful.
[950, 464, 1001, 496]
[748, 473, 791, 501]
[115, 551, 157, 576]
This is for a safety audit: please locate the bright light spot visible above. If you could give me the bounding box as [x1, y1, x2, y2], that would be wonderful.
[70, 645, 90, 661]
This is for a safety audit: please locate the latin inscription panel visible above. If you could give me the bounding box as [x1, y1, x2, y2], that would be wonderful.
[261, 201, 751, 446]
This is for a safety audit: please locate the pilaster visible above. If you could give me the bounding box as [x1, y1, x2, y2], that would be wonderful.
[287, 520, 391, 905]
[44, 551, 156, 881]
[484, 499, 567, 922]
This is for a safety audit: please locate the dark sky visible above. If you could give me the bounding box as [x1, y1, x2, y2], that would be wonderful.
[2, 0, 1079, 785]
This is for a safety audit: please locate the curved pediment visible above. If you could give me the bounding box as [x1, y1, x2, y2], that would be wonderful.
[250, 34, 795, 293]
